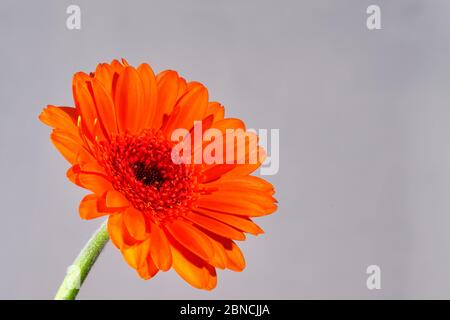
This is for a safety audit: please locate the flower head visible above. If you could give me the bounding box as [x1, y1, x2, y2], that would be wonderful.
[40, 59, 277, 290]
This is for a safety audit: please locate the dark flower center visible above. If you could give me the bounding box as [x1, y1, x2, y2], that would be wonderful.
[133, 162, 164, 188]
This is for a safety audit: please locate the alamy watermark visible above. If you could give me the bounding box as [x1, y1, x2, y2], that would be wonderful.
[170, 121, 279, 176]
[366, 5, 381, 30]
[66, 5, 81, 30]
[366, 265, 381, 290]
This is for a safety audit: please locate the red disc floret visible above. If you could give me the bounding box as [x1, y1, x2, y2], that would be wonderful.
[99, 130, 201, 222]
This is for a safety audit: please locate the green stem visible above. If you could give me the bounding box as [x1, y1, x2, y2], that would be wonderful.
[54, 220, 109, 300]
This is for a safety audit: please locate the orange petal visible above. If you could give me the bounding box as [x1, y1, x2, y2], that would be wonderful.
[207, 235, 227, 269]
[190, 114, 215, 161]
[201, 132, 262, 182]
[114, 66, 145, 134]
[105, 190, 129, 208]
[185, 212, 245, 241]
[39, 105, 79, 134]
[205, 102, 225, 122]
[203, 146, 267, 183]
[207, 233, 246, 272]
[90, 78, 118, 137]
[108, 214, 124, 248]
[94, 63, 114, 94]
[204, 175, 274, 193]
[210, 118, 245, 133]
[122, 238, 151, 269]
[223, 130, 259, 164]
[193, 208, 264, 235]
[205, 269, 217, 290]
[153, 70, 180, 129]
[201, 164, 237, 183]
[163, 83, 208, 134]
[223, 240, 245, 272]
[203, 190, 276, 211]
[149, 221, 172, 271]
[170, 236, 217, 290]
[177, 77, 188, 98]
[137, 63, 158, 129]
[192, 117, 244, 163]
[73, 72, 97, 139]
[67, 166, 113, 194]
[226, 147, 267, 177]
[78, 162, 106, 175]
[123, 207, 147, 240]
[110, 59, 125, 72]
[137, 255, 159, 280]
[77, 173, 112, 194]
[165, 219, 214, 261]
[108, 214, 136, 249]
[79, 194, 109, 220]
[50, 129, 83, 164]
[197, 195, 276, 217]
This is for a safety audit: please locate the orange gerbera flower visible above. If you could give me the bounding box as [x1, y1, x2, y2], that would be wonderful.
[39, 59, 277, 290]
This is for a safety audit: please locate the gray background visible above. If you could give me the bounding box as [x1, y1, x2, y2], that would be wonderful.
[1, 0, 450, 299]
